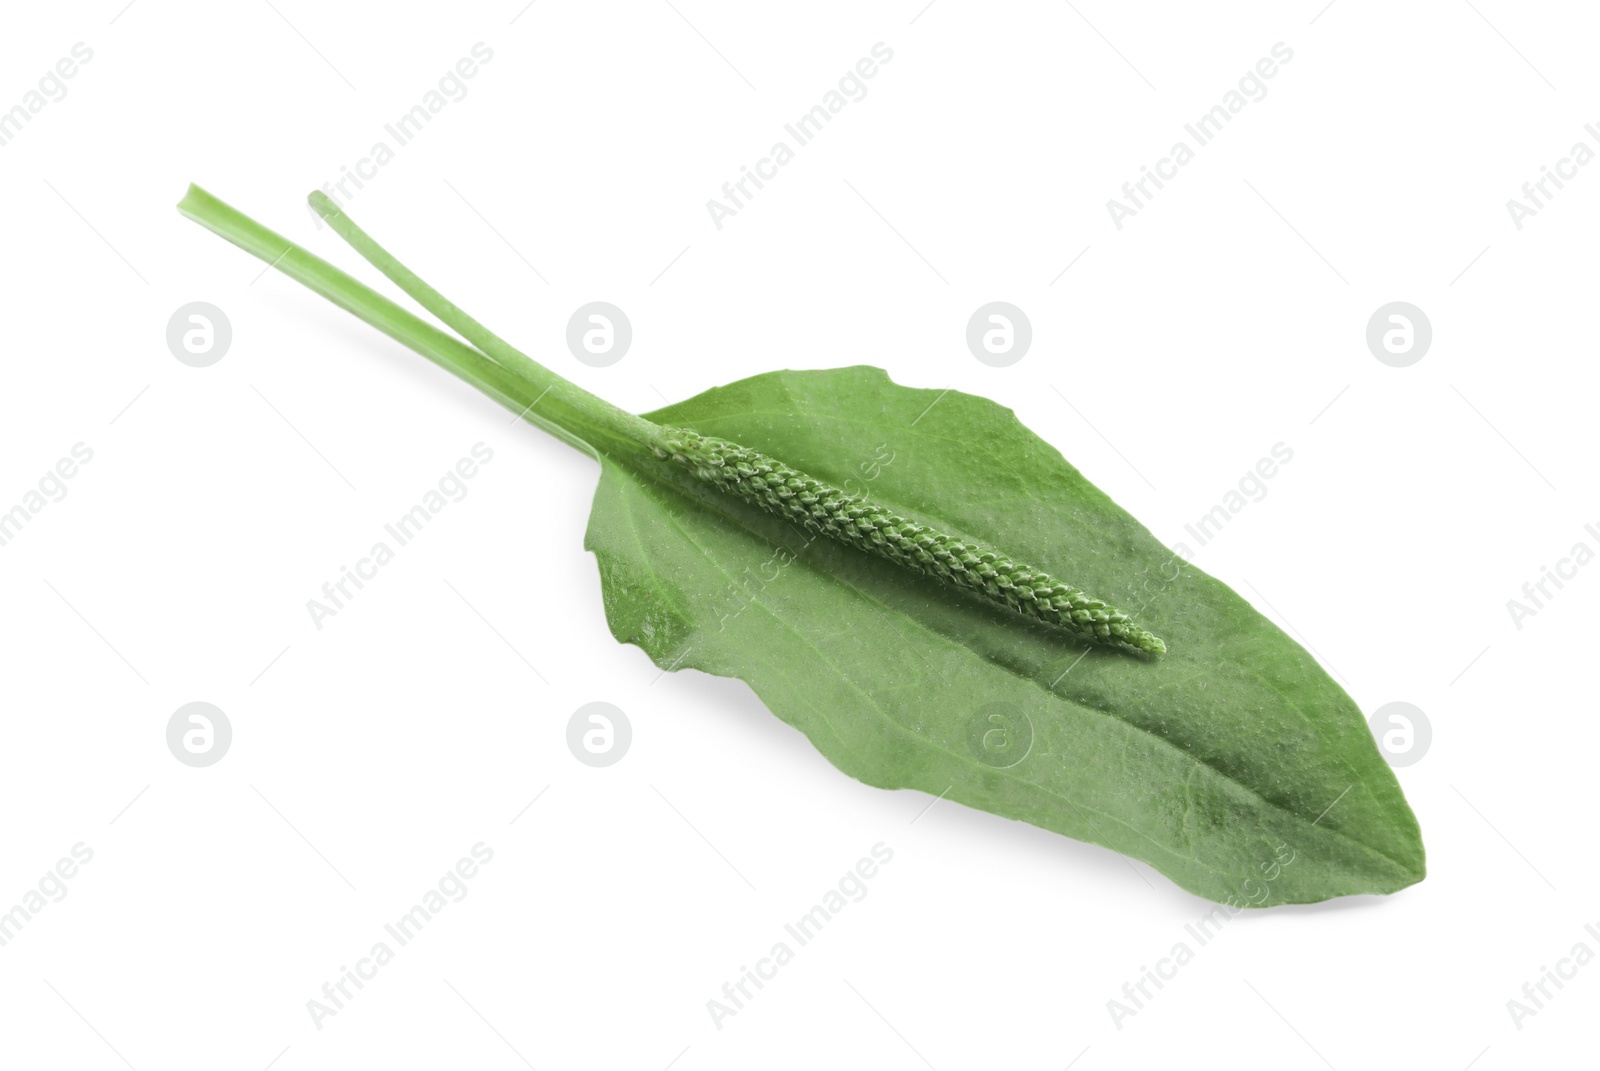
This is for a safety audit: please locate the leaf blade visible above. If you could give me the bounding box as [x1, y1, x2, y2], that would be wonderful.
[584, 366, 1424, 906]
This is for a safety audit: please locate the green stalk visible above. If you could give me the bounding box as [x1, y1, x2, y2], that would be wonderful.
[179, 185, 1165, 653]
[304, 191, 665, 455]
[176, 184, 605, 455]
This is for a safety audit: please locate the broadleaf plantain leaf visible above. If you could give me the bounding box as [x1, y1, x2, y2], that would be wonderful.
[585, 366, 1423, 907]
[174, 185, 1423, 909]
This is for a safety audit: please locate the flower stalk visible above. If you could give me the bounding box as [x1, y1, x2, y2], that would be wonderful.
[178, 184, 1165, 654]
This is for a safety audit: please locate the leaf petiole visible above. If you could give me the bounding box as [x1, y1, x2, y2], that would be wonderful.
[303, 190, 667, 457]
[179, 185, 1166, 653]
[176, 184, 628, 456]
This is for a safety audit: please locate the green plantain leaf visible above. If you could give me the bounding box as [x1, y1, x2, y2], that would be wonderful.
[173, 188, 1422, 907]
[584, 365, 1424, 907]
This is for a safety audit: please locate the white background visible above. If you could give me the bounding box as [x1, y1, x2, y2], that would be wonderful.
[1, 1, 1595, 1068]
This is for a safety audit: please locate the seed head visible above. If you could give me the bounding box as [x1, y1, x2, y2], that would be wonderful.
[656, 429, 1166, 654]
